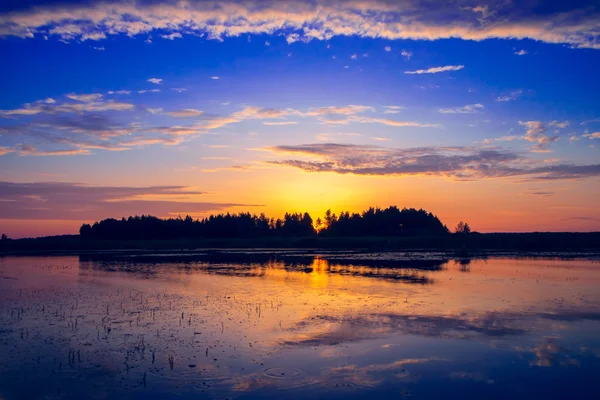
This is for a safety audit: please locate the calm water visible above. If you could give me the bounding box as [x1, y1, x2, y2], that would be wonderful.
[1, 251, 600, 399]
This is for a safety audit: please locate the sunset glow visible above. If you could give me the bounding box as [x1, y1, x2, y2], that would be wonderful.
[1, 0, 600, 237]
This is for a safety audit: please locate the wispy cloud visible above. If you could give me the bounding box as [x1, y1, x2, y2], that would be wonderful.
[166, 109, 204, 118]
[107, 90, 131, 95]
[66, 93, 103, 102]
[384, 46, 391, 52]
[496, 89, 523, 102]
[147, 78, 162, 84]
[401, 50, 413, 60]
[514, 49, 528, 55]
[405, 65, 464, 74]
[138, 89, 161, 94]
[0, 182, 255, 220]
[439, 104, 484, 114]
[0, 96, 134, 116]
[263, 121, 298, 126]
[262, 143, 600, 181]
[583, 132, 600, 139]
[384, 105, 403, 114]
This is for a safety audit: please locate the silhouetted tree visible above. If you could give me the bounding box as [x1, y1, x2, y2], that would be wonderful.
[455, 221, 471, 234]
[1, 233, 7, 241]
[78, 206, 449, 241]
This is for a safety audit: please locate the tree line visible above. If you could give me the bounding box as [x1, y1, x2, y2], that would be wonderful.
[79, 206, 464, 240]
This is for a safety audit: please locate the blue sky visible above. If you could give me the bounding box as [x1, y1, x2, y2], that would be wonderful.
[0, 0, 599, 236]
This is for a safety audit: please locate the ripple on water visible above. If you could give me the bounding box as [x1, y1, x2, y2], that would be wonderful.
[324, 380, 364, 391]
[263, 366, 305, 379]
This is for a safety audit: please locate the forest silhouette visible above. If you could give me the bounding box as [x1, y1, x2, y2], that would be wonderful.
[79, 206, 451, 240]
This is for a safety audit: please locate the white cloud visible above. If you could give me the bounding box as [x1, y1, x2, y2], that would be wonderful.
[138, 89, 161, 93]
[405, 65, 464, 74]
[383, 105, 403, 114]
[211, 76, 220, 80]
[265, 40, 271, 46]
[350, 53, 357, 60]
[147, 78, 163, 84]
[514, 49, 528, 55]
[496, 89, 523, 102]
[439, 104, 484, 114]
[160, 32, 182, 40]
[401, 50, 413, 60]
[92, 46, 105, 51]
[66, 93, 103, 102]
[147, 108, 163, 114]
[107, 90, 131, 95]
[172, 88, 186, 93]
[384, 46, 391, 52]
[81, 32, 106, 41]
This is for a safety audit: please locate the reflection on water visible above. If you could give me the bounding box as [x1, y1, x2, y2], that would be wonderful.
[1, 251, 600, 399]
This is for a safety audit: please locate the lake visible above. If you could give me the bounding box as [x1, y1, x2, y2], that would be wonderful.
[1, 250, 600, 399]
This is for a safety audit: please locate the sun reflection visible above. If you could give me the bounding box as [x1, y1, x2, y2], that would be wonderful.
[309, 257, 330, 288]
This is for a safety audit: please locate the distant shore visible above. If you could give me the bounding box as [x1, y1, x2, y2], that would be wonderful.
[1, 232, 600, 256]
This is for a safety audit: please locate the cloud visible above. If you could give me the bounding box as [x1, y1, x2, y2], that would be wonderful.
[0, 146, 15, 156]
[514, 49, 528, 55]
[581, 118, 600, 125]
[384, 46, 391, 52]
[2, 1, 598, 50]
[166, 109, 204, 118]
[172, 88, 186, 93]
[261, 143, 600, 181]
[147, 108, 163, 114]
[549, 120, 570, 129]
[496, 89, 523, 102]
[138, 89, 161, 93]
[519, 121, 560, 151]
[405, 65, 464, 74]
[107, 90, 131, 95]
[304, 105, 374, 116]
[66, 93, 104, 102]
[263, 121, 298, 126]
[147, 78, 162, 84]
[350, 116, 442, 128]
[15, 144, 90, 156]
[0, 97, 134, 116]
[0, 108, 182, 156]
[160, 32, 182, 40]
[0, 182, 256, 220]
[383, 105, 403, 114]
[439, 104, 484, 114]
[583, 132, 600, 139]
[211, 76, 220, 80]
[92, 46, 105, 51]
[401, 50, 413, 59]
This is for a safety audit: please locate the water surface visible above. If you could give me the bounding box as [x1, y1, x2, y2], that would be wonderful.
[1, 251, 600, 399]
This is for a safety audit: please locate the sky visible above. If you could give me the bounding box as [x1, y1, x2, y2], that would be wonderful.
[1, 0, 600, 238]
